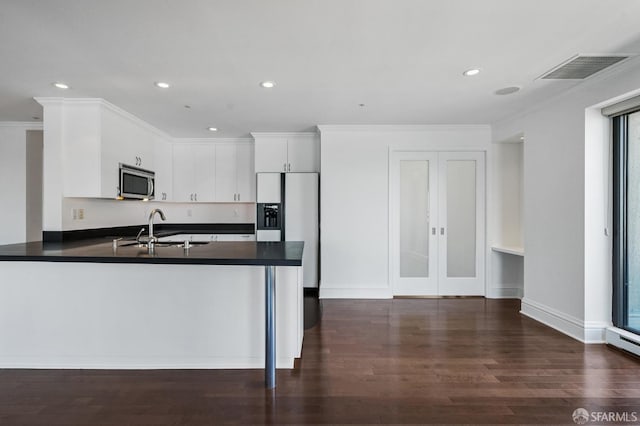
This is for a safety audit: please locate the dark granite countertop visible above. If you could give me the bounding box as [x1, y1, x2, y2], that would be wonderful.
[0, 240, 303, 267]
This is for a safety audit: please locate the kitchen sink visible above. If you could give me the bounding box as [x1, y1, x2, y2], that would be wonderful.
[113, 240, 210, 249]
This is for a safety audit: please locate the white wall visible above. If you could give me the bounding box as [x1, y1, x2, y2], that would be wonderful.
[492, 56, 640, 342]
[0, 123, 43, 245]
[62, 198, 255, 230]
[319, 125, 491, 299]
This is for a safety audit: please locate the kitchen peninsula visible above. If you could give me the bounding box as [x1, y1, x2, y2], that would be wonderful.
[0, 237, 304, 388]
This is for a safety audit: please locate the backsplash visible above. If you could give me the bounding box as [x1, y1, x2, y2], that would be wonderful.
[62, 198, 255, 231]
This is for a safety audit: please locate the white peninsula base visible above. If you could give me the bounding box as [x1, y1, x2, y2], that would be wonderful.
[0, 262, 303, 369]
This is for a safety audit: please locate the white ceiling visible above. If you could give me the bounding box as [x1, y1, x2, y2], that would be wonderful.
[2, 0, 640, 137]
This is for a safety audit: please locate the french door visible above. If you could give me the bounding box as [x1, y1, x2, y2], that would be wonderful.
[390, 151, 485, 296]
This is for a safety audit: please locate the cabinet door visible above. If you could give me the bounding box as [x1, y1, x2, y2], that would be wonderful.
[215, 144, 237, 202]
[153, 139, 172, 201]
[136, 135, 155, 170]
[287, 136, 319, 172]
[172, 144, 195, 202]
[255, 138, 287, 172]
[236, 143, 255, 202]
[193, 144, 215, 202]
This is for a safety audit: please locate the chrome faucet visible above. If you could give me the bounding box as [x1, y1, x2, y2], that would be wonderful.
[148, 208, 166, 246]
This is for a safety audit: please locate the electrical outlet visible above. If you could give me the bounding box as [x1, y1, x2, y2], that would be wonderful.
[78, 208, 85, 220]
[187, 209, 192, 217]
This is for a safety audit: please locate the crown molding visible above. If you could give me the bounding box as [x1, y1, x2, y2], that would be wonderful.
[0, 121, 43, 129]
[250, 131, 319, 138]
[173, 137, 254, 144]
[317, 124, 491, 133]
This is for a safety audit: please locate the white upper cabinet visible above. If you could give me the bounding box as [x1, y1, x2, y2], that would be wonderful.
[254, 137, 288, 172]
[253, 133, 319, 173]
[172, 144, 215, 202]
[215, 142, 255, 202]
[153, 138, 173, 202]
[215, 144, 237, 202]
[235, 143, 255, 202]
[102, 107, 154, 171]
[287, 136, 319, 172]
[61, 99, 169, 199]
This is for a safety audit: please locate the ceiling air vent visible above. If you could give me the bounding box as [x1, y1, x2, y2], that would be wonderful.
[539, 55, 628, 79]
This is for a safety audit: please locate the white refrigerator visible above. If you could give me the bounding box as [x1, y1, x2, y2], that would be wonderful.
[256, 173, 319, 288]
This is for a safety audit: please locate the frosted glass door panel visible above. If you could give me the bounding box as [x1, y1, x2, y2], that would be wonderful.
[446, 160, 476, 278]
[437, 152, 485, 296]
[400, 161, 430, 277]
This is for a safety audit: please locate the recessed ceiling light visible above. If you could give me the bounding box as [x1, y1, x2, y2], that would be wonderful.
[184, 105, 191, 109]
[155, 82, 170, 89]
[53, 82, 70, 89]
[207, 127, 218, 132]
[359, 103, 366, 107]
[260, 81, 275, 88]
[495, 86, 521, 95]
[463, 69, 480, 77]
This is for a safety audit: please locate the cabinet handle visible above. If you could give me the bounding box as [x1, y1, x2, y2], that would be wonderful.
[237, 193, 240, 201]
[288, 163, 291, 172]
[431, 227, 436, 235]
[283, 163, 287, 172]
[190, 194, 193, 201]
[440, 227, 445, 235]
[194, 193, 197, 202]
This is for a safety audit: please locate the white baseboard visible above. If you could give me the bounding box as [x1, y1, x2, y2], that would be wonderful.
[520, 298, 608, 343]
[486, 287, 523, 299]
[0, 356, 296, 369]
[319, 286, 393, 299]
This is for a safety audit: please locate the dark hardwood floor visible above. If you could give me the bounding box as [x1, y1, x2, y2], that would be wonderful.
[1, 298, 639, 425]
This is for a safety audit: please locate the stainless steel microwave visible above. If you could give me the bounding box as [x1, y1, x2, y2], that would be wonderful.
[119, 163, 155, 200]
